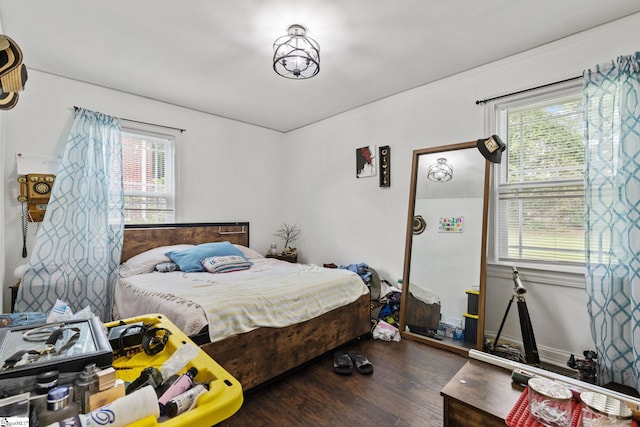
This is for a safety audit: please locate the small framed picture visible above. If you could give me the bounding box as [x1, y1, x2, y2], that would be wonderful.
[356, 145, 376, 178]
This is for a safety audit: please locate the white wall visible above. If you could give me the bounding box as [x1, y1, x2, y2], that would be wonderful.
[0, 95, 4, 312]
[283, 13, 640, 365]
[2, 70, 284, 312]
[412, 197, 483, 322]
[0, 20, 5, 312]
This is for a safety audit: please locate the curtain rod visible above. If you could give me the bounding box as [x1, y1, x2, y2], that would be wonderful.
[73, 106, 186, 133]
[475, 75, 582, 105]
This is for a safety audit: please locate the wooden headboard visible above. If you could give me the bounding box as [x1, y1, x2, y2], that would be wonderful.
[121, 222, 250, 262]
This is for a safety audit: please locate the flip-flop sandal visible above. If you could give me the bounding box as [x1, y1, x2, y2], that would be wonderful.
[333, 351, 353, 375]
[348, 351, 374, 375]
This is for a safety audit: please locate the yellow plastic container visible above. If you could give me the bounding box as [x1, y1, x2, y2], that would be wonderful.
[465, 289, 480, 315]
[104, 314, 243, 426]
[463, 313, 479, 344]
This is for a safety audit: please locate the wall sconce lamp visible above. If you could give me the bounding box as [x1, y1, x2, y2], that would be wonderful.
[427, 158, 453, 182]
[477, 135, 506, 163]
[273, 24, 320, 79]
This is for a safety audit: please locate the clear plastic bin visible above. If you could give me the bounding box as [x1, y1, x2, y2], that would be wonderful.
[580, 391, 632, 427]
[528, 377, 572, 427]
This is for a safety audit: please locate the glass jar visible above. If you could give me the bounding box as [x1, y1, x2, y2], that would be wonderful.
[580, 391, 632, 427]
[38, 386, 77, 426]
[528, 377, 573, 427]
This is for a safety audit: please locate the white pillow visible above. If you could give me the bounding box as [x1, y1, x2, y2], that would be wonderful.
[233, 244, 264, 260]
[201, 255, 253, 274]
[119, 244, 194, 278]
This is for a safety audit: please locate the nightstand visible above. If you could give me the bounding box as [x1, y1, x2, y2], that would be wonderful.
[9, 281, 20, 313]
[266, 253, 298, 263]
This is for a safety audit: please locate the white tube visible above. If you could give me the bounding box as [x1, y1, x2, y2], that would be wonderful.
[47, 385, 159, 427]
[468, 349, 640, 407]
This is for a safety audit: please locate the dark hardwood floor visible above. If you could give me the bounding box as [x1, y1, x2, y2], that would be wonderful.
[216, 337, 468, 427]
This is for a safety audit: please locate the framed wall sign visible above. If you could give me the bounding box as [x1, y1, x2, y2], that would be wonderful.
[379, 145, 391, 187]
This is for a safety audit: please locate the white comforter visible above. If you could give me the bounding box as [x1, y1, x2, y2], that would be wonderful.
[114, 258, 369, 342]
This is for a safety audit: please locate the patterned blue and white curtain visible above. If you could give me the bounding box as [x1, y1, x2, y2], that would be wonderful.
[15, 108, 124, 321]
[583, 52, 640, 391]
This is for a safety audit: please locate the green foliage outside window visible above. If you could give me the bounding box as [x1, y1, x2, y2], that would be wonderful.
[498, 92, 586, 264]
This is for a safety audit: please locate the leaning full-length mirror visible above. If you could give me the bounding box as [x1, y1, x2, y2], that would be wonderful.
[400, 141, 489, 355]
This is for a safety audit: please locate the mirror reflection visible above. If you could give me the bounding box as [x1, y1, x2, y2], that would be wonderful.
[400, 142, 488, 355]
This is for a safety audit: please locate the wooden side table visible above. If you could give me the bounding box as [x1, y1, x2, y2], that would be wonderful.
[266, 253, 298, 263]
[440, 359, 523, 426]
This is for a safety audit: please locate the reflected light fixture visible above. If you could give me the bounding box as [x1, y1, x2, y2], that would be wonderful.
[427, 158, 453, 182]
[273, 24, 320, 79]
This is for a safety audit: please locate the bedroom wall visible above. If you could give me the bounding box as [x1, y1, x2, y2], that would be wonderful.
[0, 97, 5, 313]
[1, 70, 284, 313]
[412, 197, 483, 322]
[0, 21, 5, 313]
[1, 12, 638, 366]
[282, 13, 640, 365]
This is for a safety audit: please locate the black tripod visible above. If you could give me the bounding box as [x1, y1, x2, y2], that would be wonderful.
[491, 267, 540, 365]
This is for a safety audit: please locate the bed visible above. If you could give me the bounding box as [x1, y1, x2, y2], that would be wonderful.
[404, 284, 441, 333]
[114, 222, 372, 391]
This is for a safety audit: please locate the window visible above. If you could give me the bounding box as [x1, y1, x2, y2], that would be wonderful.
[491, 83, 585, 266]
[121, 127, 175, 224]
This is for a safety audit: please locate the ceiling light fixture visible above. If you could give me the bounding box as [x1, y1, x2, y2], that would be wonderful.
[427, 158, 453, 182]
[273, 24, 320, 79]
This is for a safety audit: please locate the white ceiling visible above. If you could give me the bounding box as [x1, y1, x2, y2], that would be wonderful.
[1, 1, 639, 133]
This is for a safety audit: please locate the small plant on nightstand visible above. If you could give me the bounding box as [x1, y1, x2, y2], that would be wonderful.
[274, 223, 301, 255]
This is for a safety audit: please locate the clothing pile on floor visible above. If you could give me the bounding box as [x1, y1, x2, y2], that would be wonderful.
[335, 263, 402, 341]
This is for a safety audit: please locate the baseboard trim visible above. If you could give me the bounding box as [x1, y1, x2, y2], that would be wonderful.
[483, 332, 577, 370]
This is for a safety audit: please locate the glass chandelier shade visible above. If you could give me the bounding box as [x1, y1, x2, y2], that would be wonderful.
[273, 24, 320, 79]
[427, 158, 453, 182]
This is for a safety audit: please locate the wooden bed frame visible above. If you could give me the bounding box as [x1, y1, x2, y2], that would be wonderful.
[121, 222, 371, 391]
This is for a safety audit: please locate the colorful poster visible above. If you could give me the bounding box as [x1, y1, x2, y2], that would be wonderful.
[438, 216, 464, 233]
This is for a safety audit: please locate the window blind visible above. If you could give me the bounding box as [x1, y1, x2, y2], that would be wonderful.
[496, 92, 585, 265]
[121, 130, 175, 224]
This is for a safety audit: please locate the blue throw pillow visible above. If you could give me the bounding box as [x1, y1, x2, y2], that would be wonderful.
[165, 241, 245, 272]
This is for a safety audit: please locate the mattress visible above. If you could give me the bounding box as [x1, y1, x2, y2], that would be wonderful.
[114, 258, 369, 342]
[409, 282, 441, 306]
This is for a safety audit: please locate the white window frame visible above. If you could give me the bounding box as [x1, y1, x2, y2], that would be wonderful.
[485, 80, 586, 274]
[120, 123, 176, 224]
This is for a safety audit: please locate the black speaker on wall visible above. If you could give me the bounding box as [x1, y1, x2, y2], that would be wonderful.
[379, 145, 390, 187]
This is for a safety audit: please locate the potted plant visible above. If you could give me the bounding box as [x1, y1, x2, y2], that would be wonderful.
[274, 223, 301, 255]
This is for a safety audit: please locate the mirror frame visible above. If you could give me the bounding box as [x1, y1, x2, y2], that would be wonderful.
[399, 140, 490, 356]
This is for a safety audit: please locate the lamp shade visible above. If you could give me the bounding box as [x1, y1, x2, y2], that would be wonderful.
[273, 24, 320, 79]
[477, 135, 506, 163]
